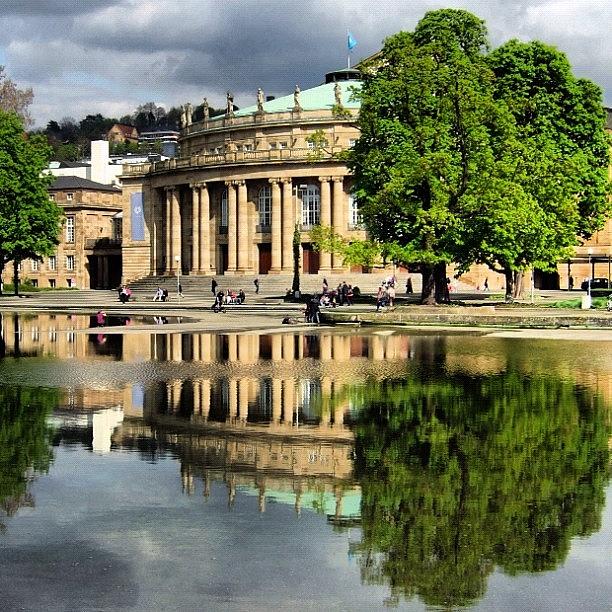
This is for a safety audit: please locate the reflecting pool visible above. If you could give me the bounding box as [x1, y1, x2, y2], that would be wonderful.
[0, 312, 611, 610]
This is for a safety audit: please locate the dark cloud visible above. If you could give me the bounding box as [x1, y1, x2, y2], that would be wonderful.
[0, 0, 610, 126]
[0, 0, 121, 16]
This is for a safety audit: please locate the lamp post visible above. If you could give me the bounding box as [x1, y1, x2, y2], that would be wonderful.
[175, 255, 181, 303]
[587, 248, 593, 299]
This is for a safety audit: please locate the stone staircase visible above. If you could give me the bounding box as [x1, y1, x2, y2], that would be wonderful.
[127, 272, 415, 300]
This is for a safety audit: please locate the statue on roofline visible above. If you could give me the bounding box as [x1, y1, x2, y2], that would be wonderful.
[257, 88, 264, 112]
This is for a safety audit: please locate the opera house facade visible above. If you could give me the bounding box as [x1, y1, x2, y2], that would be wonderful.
[120, 70, 365, 283]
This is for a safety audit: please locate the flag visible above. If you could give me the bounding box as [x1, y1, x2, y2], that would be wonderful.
[347, 32, 357, 51]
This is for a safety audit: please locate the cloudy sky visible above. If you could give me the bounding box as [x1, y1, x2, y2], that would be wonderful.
[1, 0, 611, 128]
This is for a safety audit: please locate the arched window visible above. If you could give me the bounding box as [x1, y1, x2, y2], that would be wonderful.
[220, 189, 228, 228]
[297, 183, 320, 227]
[258, 185, 271, 228]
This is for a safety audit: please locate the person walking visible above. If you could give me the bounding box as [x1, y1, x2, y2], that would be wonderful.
[211, 278, 218, 295]
[568, 275, 574, 291]
[406, 276, 413, 294]
[254, 278, 260, 294]
[387, 283, 396, 307]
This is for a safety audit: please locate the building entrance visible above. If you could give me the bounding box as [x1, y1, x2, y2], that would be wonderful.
[302, 244, 319, 274]
[258, 244, 271, 274]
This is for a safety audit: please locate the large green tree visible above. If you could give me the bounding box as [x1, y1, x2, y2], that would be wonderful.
[0, 111, 63, 295]
[349, 9, 504, 304]
[350, 11, 611, 303]
[457, 40, 611, 299]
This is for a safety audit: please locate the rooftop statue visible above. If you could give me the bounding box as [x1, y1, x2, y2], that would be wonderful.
[180, 105, 187, 129]
[293, 85, 301, 111]
[257, 88, 264, 112]
[226, 91, 234, 117]
[202, 97, 209, 121]
[185, 102, 193, 126]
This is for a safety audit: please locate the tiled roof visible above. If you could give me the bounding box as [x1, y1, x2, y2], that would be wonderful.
[49, 176, 121, 192]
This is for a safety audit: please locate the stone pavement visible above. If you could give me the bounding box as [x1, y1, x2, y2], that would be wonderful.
[1, 288, 611, 336]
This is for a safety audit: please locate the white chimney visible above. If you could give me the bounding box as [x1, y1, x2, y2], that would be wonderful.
[90, 140, 109, 184]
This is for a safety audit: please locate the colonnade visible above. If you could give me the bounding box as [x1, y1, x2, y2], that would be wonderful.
[156, 175, 349, 276]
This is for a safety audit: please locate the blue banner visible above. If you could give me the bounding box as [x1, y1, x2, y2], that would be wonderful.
[130, 192, 145, 241]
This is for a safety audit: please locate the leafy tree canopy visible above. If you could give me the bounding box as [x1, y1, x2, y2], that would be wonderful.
[0, 111, 63, 295]
[349, 9, 611, 303]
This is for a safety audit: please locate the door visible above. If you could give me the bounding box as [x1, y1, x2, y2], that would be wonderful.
[302, 244, 320, 274]
[258, 244, 271, 274]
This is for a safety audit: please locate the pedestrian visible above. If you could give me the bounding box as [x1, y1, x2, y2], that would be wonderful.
[254, 278, 260, 294]
[387, 283, 396, 307]
[483, 278, 489, 292]
[211, 278, 218, 295]
[568, 275, 574, 291]
[177, 282, 184, 298]
[322, 277, 329, 294]
[406, 276, 413, 294]
[376, 286, 385, 311]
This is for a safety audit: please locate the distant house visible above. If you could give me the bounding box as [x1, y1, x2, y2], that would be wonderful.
[107, 123, 139, 144]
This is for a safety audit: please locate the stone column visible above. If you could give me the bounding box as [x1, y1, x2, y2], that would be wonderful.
[165, 188, 172, 272]
[171, 187, 181, 274]
[226, 181, 237, 273]
[151, 188, 158, 274]
[200, 183, 211, 273]
[332, 177, 345, 270]
[319, 177, 332, 272]
[281, 178, 294, 272]
[191, 184, 200, 273]
[237, 180, 249, 272]
[270, 179, 282, 273]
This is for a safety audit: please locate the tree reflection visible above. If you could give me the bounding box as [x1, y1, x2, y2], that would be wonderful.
[353, 369, 610, 607]
[0, 386, 57, 531]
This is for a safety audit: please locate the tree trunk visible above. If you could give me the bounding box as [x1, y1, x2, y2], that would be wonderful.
[434, 262, 449, 304]
[13, 259, 19, 296]
[513, 271, 525, 299]
[420, 264, 436, 305]
[504, 268, 514, 302]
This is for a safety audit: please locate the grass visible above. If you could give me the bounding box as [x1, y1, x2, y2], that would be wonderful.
[546, 296, 610, 309]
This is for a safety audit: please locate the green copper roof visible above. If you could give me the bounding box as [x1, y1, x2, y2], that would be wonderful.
[234, 80, 361, 117]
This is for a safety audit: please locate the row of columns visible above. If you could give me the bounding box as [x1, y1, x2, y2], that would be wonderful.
[154, 332, 411, 364]
[159, 175, 348, 276]
[164, 377, 347, 428]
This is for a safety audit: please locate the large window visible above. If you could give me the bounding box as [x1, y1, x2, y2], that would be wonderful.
[297, 184, 320, 227]
[65, 216, 75, 243]
[349, 194, 363, 228]
[220, 190, 228, 228]
[31, 259, 38, 271]
[66, 255, 75, 271]
[48, 255, 57, 271]
[258, 186, 271, 228]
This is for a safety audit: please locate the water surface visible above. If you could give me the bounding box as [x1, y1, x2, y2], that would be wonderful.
[0, 312, 610, 610]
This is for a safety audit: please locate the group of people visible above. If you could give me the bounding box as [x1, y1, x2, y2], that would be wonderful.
[376, 277, 397, 311]
[153, 287, 170, 302]
[118, 285, 132, 303]
[320, 279, 355, 307]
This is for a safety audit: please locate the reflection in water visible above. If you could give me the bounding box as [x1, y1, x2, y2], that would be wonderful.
[351, 368, 610, 608]
[0, 386, 57, 531]
[0, 315, 611, 608]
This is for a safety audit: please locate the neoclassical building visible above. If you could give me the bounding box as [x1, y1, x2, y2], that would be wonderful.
[120, 69, 365, 281]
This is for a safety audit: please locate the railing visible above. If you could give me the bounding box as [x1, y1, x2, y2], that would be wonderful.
[182, 108, 358, 137]
[122, 146, 348, 176]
